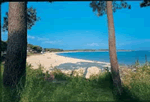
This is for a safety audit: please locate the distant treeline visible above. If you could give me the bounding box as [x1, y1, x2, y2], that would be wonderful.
[27, 44, 42, 53]
[44, 48, 63, 52]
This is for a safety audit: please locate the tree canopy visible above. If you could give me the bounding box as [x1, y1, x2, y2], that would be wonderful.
[2, 7, 40, 32]
[140, 0, 150, 7]
[27, 43, 42, 53]
[90, 1, 131, 17]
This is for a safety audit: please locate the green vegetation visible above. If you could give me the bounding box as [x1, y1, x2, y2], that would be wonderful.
[1, 40, 7, 52]
[2, 7, 40, 32]
[1, 41, 7, 62]
[27, 43, 42, 53]
[1, 63, 114, 101]
[44, 48, 63, 52]
[1, 61, 150, 101]
[122, 63, 150, 101]
[140, 0, 150, 7]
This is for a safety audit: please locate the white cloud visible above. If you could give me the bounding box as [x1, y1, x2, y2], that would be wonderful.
[43, 41, 56, 44]
[37, 37, 49, 41]
[27, 35, 62, 45]
[42, 40, 61, 44]
[87, 43, 99, 46]
[27, 35, 35, 39]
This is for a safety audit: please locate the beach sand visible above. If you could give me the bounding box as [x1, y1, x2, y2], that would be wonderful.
[27, 52, 111, 79]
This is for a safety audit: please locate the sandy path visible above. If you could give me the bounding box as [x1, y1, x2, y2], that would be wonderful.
[27, 52, 111, 79]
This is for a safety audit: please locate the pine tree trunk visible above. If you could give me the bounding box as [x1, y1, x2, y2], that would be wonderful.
[106, 1, 123, 95]
[3, 2, 27, 88]
[0, 3, 1, 64]
[0, 3, 2, 101]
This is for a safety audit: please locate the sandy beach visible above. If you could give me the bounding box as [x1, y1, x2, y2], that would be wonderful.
[27, 52, 111, 79]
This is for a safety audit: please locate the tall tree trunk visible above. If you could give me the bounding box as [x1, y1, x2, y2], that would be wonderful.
[0, 3, 2, 101]
[3, 2, 27, 88]
[106, 1, 123, 95]
[0, 3, 1, 64]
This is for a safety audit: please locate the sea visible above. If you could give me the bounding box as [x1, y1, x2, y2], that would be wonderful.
[57, 51, 150, 66]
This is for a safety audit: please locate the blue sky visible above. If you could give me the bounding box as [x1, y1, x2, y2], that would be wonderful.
[1, 1, 150, 50]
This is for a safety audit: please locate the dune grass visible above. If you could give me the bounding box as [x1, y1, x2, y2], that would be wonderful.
[121, 63, 150, 101]
[1, 62, 150, 101]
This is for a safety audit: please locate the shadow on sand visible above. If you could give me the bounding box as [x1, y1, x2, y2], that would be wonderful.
[55, 62, 110, 70]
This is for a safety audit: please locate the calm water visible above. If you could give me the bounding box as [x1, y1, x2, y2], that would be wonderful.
[57, 51, 150, 66]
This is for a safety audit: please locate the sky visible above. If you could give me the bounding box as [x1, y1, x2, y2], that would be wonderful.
[1, 1, 150, 50]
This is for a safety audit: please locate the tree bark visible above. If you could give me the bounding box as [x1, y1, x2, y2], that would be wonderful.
[0, 3, 1, 64]
[106, 1, 123, 95]
[0, 3, 2, 102]
[3, 2, 27, 88]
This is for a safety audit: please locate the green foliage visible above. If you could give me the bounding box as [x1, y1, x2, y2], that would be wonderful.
[27, 44, 34, 49]
[32, 46, 42, 53]
[27, 43, 42, 53]
[90, 1, 131, 17]
[140, 0, 150, 7]
[1, 62, 150, 101]
[1, 40, 7, 52]
[2, 7, 40, 32]
[27, 7, 40, 30]
[45, 48, 63, 52]
[1, 63, 115, 101]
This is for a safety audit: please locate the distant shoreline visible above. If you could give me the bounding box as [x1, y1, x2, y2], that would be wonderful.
[55, 50, 133, 54]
